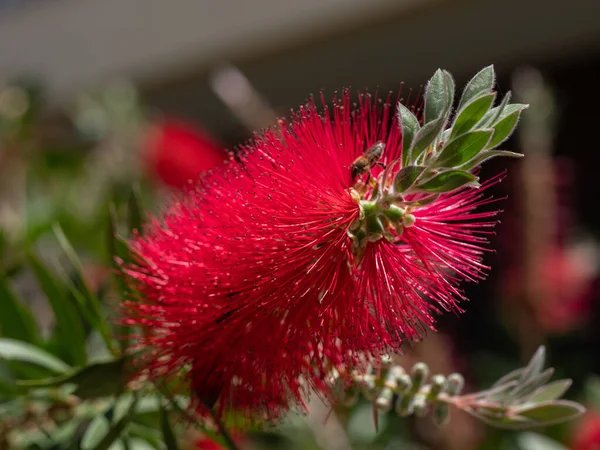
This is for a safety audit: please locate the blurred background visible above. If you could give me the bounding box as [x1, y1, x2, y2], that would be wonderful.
[1, 0, 600, 448]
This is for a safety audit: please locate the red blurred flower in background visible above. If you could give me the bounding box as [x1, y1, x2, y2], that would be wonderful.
[123, 89, 504, 422]
[142, 119, 226, 189]
[571, 410, 600, 450]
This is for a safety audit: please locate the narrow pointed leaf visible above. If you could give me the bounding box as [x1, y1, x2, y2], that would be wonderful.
[514, 400, 585, 426]
[128, 185, 145, 234]
[394, 165, 426, 193]
[53, 224, 117, 356]
[416, 170, 478, 193]
[18, 357, 129, 399]
[435, 129, 494, 168]
[519, 347, 546, 388]
[410, 118, 444, 163]
[27, 252, 87, 366]
[0, 274, 39, 344]
[89, 399, 137, 450]
[450, 93, 496, 138]
[460, 150, 524, 170]
[481, 91, 512, 126]
[443, 70, 455, 117]
[526, 379, 572, 404]
[488, 109, 523, 148]
[0, 338, 70, 373]
[424, 69, 446, 123]
[509, 368, 555, 402]
[397, 103, 420, 167]
[457, 65, 495, 111]
[82, 416, 110, 450]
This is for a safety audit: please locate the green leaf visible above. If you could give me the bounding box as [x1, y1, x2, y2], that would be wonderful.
[410, 118, 444, 163]
[27, 251, 87, 366]
[128, 185, 145, 234]
[465, 407, 534, 430]
[88, 399, 137, 450]
[0, 338, 70, 373]
[509, 368, 555, 403]
[459, 150, 524, 170]
[161, 406, 180, 450]
[480, 91, 512, 126]
[82, 416, 111, 449]
[416, 170, 478, 193]
[526, 379, 572, 404]
[394, 165, 426, 193]
[53, 224, 117, 356]
[435, 129, 494, 168]
[450, 93, 496, 138]
[514, 400, 585, 426]
[488, 109, 523, 149]
[397, 103, 421, 167]
[424, 69, 447, 124]
[0, 274, 40, 344]
[517, 432, 568, 450]
[518, 347, 546, 389]
[443, 70, 455, 117]
[457, 65, 495, 111]
[18, 357, 129, 399]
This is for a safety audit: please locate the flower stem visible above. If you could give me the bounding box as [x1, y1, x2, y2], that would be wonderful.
[208, 407, 240, 450]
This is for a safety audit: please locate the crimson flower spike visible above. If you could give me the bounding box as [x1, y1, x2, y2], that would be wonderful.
[121, 65, 527, 425]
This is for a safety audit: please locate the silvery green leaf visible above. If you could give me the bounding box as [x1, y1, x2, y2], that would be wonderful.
[0, 338, 70, 373]
[526, 379, 572, 404]
[514, 400, 585, 427]
[416, 170, 478, 193]
[82, 416, 111, 449]
[457, 65, 495, 112]
[464, 407, 534, 430]
[443, 70, 455, 117]
[518, 347, 546, 388]
[517, 432, 569, 450]
[424, 69, 447, 124]
[394, 165, 427, 193]
[481, 91, 512, 126]
[487, 109, 523, 148]
[492, 368, 525, 388]
[435, 129, 494, 168]
[450, 93, 496, 138]
[410, 117, 444, 163]
[397, 103, 421, 167]
[509, 368, 555, 403]
[460, 150, 524, 171]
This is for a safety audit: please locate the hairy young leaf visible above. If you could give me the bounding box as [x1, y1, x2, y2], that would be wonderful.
[450, 93, 496, 138]
[397, 103, 421, 167]
[416, 170, 478, 193]
[424, 69, 446, 124]
[435, 129, 494, 168]
[457, 65, 495, 111]
[410, 118, 444, 163]
[394, 165, 427, 193]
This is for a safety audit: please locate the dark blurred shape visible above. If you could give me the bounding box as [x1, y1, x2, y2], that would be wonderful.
[142, 119, 227, 189]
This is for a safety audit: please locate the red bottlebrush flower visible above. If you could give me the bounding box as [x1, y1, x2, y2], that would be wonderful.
[571, 410, 600, 450]
[142, 119, 226, 189]
[123, 71, 517, 423]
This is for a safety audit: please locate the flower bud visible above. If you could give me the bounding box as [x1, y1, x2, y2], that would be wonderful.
[446, 373, 465, 396]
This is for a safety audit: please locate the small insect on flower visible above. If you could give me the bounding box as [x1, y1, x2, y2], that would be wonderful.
[351, 141, 386, 179]
[121, 65, 526, 425]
